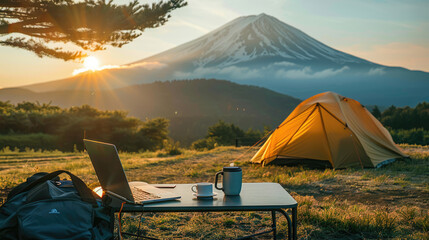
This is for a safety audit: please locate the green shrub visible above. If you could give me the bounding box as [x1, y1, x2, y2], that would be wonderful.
[0, 133, 58, 151]
[192, 120, 264, 149]
[163, 139, 182, 156]
[0, 101, 170, 152]
[207, 120, 245, 145]
[191, 138, 217, 151]
[389, 128, 429, 145]
[378, 102, 429, 130]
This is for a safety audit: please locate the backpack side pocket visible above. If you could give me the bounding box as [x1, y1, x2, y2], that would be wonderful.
[17, 199, 93, 240]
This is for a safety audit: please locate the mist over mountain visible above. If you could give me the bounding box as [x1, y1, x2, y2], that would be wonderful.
[0, 79, 301, 144]
[12, 13, 429, 106]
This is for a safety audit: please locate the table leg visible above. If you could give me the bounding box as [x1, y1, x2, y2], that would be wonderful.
[271, 211, 277, 240]
[292, 207, 297, 240]
[275, 209, 292, 240]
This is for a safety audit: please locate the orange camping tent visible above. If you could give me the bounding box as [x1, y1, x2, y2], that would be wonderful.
[251, 92, 407, 168]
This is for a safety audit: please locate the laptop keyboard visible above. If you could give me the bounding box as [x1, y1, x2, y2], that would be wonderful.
[131, 186, 161, 202]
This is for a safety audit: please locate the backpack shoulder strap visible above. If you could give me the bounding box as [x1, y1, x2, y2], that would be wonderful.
[12, 170, 97, 206]
[6, 172, 53, 200]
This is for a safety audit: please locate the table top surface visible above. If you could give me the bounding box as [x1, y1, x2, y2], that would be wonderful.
[121, 182, 297, 212]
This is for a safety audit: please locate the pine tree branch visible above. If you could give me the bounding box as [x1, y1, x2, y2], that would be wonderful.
[0, 0, 187, 60]
[0, 37, 86, 61]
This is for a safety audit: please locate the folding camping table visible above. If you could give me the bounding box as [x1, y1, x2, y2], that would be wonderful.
[115, 182, 298, 240]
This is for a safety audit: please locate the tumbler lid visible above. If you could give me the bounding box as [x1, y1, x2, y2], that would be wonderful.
[223, 166, 242, 172]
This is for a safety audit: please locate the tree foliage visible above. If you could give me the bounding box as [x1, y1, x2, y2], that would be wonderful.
[389, 128, 429, 146]
[0, 101, 169, 151]
[371, 105, 381, 119]
[372, 102, 429, 145]
[376, 102, 429, 130]
[0, 0, 187, 60]
[207, 120, 246, 146]
[191, 120, 264, 150]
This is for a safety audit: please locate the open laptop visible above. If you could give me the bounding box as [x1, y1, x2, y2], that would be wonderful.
[84, 139, 181, 204]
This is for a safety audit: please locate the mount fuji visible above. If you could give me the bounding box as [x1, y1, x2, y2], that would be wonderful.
[14, 13, 429, 106]
[138, 13, 366, 69]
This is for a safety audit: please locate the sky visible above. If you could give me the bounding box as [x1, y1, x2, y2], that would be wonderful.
[0, 0, 428, 88]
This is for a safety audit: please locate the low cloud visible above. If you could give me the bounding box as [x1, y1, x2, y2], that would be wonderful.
[174, 60, 299, 80]
[124, 62, 167, 70]
[272, 61, 296, 67]
[73, 62, 166, 76]
[174, 65, 262, 79]
[275, 66, 350, 79]
[368, 67, 386, 75]
[174, 62, 351, 80]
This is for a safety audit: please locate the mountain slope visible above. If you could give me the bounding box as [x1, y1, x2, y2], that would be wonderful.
[17, 13, 429, 106]
[138, 13, 367, 68]
[0, 79, 301, 144]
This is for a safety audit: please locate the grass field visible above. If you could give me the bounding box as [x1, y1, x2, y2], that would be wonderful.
[0, 145, 428, 239]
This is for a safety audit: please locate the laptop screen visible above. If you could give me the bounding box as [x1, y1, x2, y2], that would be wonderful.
[84, 139, 134, 201]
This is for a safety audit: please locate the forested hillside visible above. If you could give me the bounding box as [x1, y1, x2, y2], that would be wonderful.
[0, 79, 301, 144]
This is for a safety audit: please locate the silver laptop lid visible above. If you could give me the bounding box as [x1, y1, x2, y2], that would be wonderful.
[84, 139, 135, 202]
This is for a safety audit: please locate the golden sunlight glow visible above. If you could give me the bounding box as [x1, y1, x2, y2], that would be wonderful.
[83, 56, 100, 71]
[73, 56, 103, 75]
[72, 59, 166, 76]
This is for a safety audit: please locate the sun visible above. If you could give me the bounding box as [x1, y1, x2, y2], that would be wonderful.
[83, 56, 100, 71]
[72, 55, 110, 75]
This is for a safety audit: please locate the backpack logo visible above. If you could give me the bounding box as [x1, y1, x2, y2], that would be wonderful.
[49, 208, 60, 214]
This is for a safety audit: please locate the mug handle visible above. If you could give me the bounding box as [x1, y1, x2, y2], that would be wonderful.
[215, 171, 223, 190]
[191, 185, 197, 193]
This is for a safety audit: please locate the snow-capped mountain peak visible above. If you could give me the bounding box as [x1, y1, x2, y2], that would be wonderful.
[140, 13, 365, 68]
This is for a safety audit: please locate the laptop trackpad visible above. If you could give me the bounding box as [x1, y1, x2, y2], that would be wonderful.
[129, 182, 180, 199]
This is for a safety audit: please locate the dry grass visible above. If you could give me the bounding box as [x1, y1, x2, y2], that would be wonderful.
[0, 145, 428, 239]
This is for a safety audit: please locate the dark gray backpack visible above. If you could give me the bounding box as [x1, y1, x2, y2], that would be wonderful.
[0, 170, 113, 240]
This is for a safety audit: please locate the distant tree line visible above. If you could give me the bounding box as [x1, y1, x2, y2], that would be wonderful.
[371, 102, 429, 145]
[0, 101, 169, 152]
[2, 100, 427, 152]
[191, 120, 268, 150]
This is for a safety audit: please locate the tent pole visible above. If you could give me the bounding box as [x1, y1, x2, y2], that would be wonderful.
[350, 132, 365, 169]
[318, 105, 335, 167]
[276, 105, 319, 155]
[277, 103, 318, 129]
[319, 104, 347, 127]
[320, 102, 364, 168]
